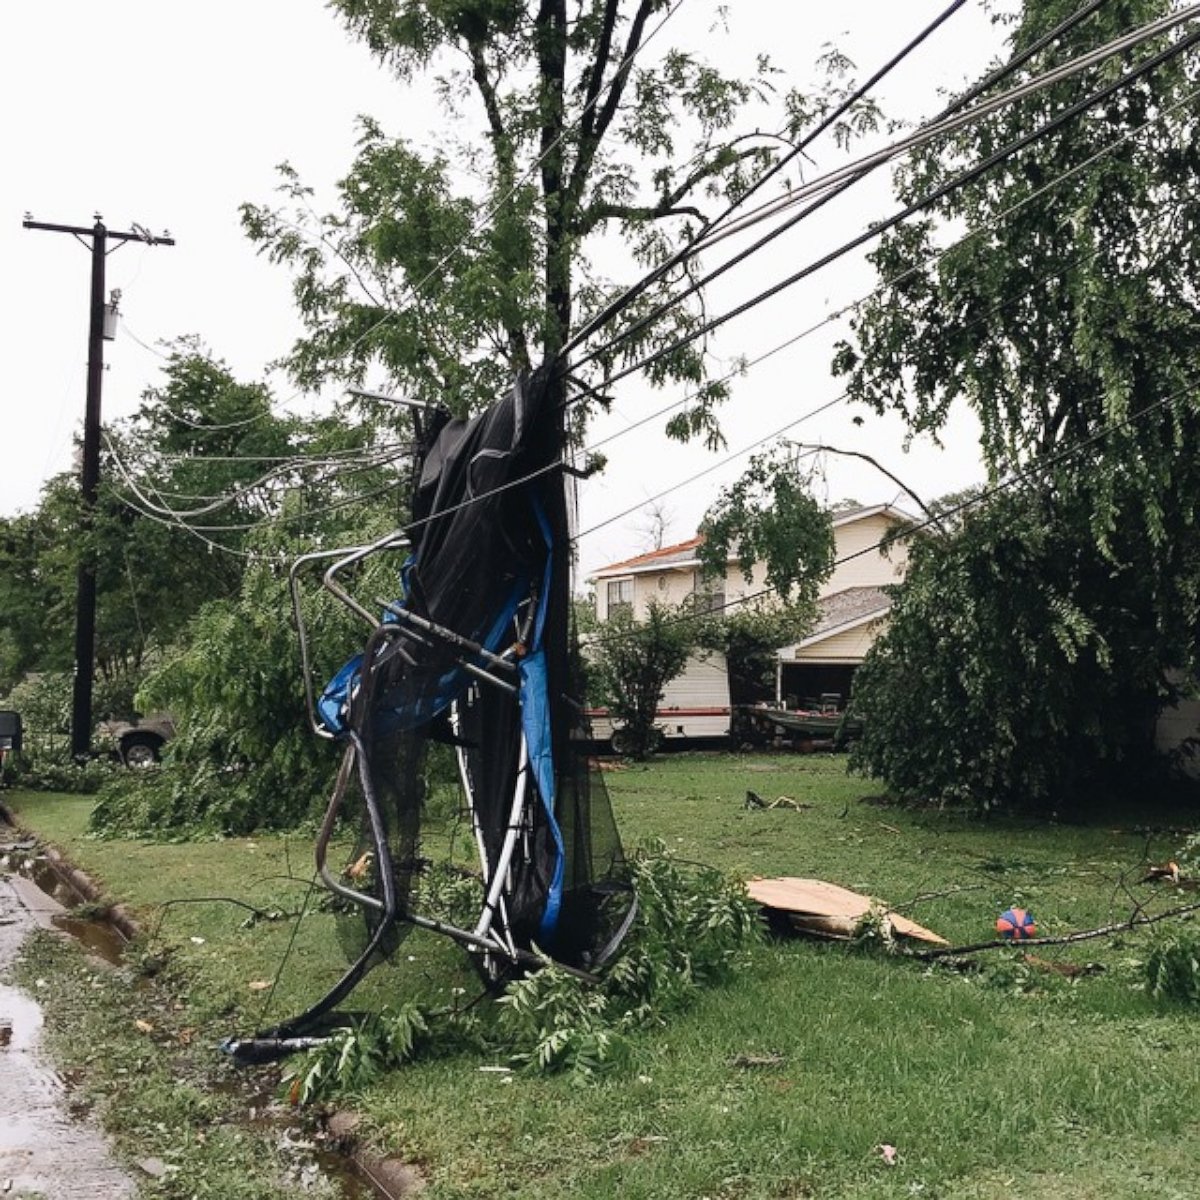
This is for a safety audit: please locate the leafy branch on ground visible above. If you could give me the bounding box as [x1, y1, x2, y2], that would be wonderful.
[288, 843, 762, 1100]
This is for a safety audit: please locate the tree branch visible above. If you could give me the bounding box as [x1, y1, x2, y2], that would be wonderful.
[576, 0, 622, 147]
[568, 0, 655, 210]
[464, 38, 530, 370]
[538, 0, 571, 350]
[574, 141, 771, 236]
[578, 200, 704, 229]
[788, 442, 946, 533]
[914, 899, 1200, 960]
[466, 40, 517, 180]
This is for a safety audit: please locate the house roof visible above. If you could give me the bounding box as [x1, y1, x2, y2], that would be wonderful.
[590, 535, 704, 578]
[777, 586, 892, 655]
[589, 504, 913, 581]
[830, 502, 912, 528]
[806, 586, 891, 637]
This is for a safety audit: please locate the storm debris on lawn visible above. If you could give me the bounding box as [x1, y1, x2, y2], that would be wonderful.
[744, 790, 811, 811]
[746, 877, 949, 946]
[729, 1052, 785, 1069]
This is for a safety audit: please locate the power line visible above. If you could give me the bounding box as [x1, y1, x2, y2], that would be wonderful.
[581, 74, 1197, 469]
[681, 2, 1198, 253]
[561, 0, 978, 357]
[111, 71, 1197, 555]
[575, 9, 1200, 392]
[584, 382, 1198, 648]
[566, 0, 1115, 369]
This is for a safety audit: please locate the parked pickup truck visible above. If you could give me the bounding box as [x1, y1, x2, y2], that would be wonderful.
[96, 714, 176, 767]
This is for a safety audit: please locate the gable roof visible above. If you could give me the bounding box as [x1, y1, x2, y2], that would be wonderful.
[776, 586, 891, 655]
[590, 535, 704, 579]
[589, 505, 913, 581]
[831, 502, 913, 527]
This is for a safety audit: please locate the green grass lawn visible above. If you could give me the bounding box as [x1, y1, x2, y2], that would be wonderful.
[6, 754, 1200, 1199]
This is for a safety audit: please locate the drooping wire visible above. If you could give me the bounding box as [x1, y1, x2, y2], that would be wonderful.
[571, 9, 1200, 394]
[578, 75, 1200, 476]
[583, 381, 1199, 648]
[565, 0, 1117, 369]
[105, 66, 1198, 551]
[561, 0, 980, 358]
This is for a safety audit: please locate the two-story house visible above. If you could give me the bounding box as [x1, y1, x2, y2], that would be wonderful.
[589, 504, 911, 710]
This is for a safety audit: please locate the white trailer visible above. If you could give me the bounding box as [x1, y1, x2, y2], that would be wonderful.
[587, 650, 732, 753]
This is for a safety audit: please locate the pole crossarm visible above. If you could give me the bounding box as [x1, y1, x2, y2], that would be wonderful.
[23, 218, 175, 246]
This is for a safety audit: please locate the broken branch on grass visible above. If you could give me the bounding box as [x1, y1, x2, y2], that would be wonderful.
[744, 790, 812, 811]
[147, 896, 303, 946]
[891, 883, 985, 915]
[913, 899, 1200, 960]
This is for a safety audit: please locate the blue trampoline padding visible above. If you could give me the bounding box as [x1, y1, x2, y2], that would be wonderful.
[317, 574, 529, 736]
[520, 648, 565, 938]
[318, 654, 362, 734]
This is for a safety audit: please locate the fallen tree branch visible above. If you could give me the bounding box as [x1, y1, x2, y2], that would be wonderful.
[744, 790, 812, 811]
[913, 899, 1200, 960]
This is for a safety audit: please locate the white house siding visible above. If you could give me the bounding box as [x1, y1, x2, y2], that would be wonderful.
[792, 619, 886, 664]
[824, 513, 908, 596]
[596, 560, 770, 622]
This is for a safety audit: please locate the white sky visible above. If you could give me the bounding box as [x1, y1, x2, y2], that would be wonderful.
[1, 1, 1010, 579]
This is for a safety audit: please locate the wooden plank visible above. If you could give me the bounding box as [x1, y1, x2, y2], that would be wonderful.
[746, 876, 949, 946]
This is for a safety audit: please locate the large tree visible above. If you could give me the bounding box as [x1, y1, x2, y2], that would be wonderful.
[242, 1, 876, 437]
[834, 0, 1200, 809]
[0, 346, 306, 706]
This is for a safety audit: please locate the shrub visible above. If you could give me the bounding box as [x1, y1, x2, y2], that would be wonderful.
[1145, 931, 1200, 1005]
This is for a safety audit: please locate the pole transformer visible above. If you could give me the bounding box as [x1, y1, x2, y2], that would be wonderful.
[23, 216, 174, 759]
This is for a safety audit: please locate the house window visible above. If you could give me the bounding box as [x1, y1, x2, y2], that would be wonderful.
[606, 578, 633, 619]
[691, 571, 725, 615]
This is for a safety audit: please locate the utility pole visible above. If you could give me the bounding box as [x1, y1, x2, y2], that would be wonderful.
[23, 215, 174, 758]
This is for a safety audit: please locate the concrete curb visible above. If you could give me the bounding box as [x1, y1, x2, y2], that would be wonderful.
[0, 798, 141, 942]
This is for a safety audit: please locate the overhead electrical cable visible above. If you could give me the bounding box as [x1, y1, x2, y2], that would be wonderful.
[561, 0, 981, 357]
[576, 12, 1200, 395]
[567, 0, 1120, 369]
[678, 2, 1197, 252]
[584, 382, 1199, 648]
[110, 75, 1195, 552]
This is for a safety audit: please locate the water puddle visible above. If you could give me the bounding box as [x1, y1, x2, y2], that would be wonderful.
[4, 848, 128, 965]
[0, 875, 137, 1197]
[216, 1077, 413, 1197]
[0, 831, 416, 1197]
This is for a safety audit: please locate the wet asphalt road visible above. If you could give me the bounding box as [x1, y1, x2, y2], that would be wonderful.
[0, 870, 134, 1198]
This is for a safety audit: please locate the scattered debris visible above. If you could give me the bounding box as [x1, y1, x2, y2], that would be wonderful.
[744, 790, 811, 812]
[729, 1052, 785, 1069]
[877, 1144, 898, 1167]
[136, 1157, 173, 1179]
[346, 851, 374, 882]
[1142, 861, 1181, 884]
[746, 877, 949, 946]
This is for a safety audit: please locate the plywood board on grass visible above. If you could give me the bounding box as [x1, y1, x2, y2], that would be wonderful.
[746, 876, 948, 945]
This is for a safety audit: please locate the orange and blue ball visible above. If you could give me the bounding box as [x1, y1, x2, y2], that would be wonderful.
[996, 907, 1036, 940]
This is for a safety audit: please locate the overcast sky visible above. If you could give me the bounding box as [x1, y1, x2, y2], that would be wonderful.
[2, 1, 1011, 577]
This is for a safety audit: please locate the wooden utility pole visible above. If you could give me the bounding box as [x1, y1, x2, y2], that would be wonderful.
[23, 216, 174, 758]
